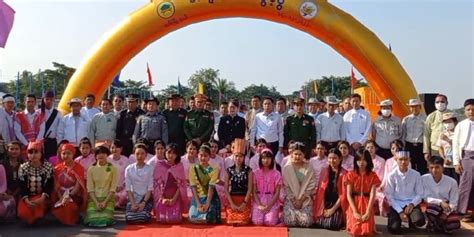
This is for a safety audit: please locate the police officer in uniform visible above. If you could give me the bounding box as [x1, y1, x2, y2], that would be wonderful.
[163, 94, 187, 152]
[116, 94, 144, 156]
[284, 98, 316, 159]
[133, 96, 168, 154]
[184, 94, 214, 145]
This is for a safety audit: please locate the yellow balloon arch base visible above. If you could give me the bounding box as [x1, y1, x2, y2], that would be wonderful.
[59, 0, 418, 116]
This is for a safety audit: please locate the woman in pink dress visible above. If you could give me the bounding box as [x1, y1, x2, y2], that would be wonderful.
[252, 148, 282, 226]
[108, 140, 132, 209]
[153, 143, 188, 223]
[338, 141, 354, 171]
[365, 140, 386, 216]
[74, 138, 95, 176]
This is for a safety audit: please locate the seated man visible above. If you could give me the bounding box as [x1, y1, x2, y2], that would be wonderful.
[385, 150, 426, 234]
[422, 156, 460, 234]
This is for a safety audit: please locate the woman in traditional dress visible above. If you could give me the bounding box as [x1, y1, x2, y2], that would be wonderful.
[1, 141, 23, 201]
[282, 142, 317, 227]
[313, 148, 348, 230]
[52, 143, 87, 225]
[153, 143, 188, 223]
[84, 146, 118, 227]
[0, 163, 16, 222]
[188, 145, 221, 224]
[338, 141, 354, 171]
[108, 139, 132, 209]
[74, 138, 95, 176]
[124, 143, 154, 224]
[344, 148, 381, 236]
[17, 141, 54, 225]
[252, 148, 282, 226]
[224, 139, 252, 225]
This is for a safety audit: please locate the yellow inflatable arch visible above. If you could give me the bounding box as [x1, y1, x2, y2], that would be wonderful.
[59, 0, 419, 116]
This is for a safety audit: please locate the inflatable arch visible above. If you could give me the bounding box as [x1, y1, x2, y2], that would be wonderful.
[59, 0, 419, 116]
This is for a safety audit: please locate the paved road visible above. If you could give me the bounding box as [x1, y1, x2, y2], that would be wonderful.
[0, 214, 472, 237]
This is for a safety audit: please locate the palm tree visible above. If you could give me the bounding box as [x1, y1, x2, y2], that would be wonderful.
[213, 78, 235, 104]
[187, 68, 220, 94]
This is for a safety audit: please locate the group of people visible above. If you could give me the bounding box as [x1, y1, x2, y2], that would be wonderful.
[0, 90, 472, 236]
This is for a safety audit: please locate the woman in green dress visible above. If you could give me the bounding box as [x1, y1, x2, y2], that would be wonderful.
[84, 146, 118, 227]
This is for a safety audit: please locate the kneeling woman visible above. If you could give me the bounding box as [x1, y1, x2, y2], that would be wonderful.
[282, 142, 317, 227]
[17, 142, 54, 225]
[84, 146, 118, 227]
[313, 148, 348, 230]
[224, 139, 252, 225]
[52, 144, 87, 225]
[124, 143, 154, 224]
[154, 143, 188, 223]
[188, 145, 221, 224]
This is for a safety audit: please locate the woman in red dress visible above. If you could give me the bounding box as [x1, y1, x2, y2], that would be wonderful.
[344, 148, 381, 236]
[52, 143, 87, 225]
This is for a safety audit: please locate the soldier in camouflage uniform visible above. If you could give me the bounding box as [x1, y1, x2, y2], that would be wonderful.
[284, 98, 316, 159]
[184, 94, 214, 145]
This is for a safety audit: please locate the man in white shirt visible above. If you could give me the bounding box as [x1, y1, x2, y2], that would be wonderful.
[316, 96, 346, 150]
[0, 94, 28, 146]
[343, 93, 372, 151]
[385, 151, 425, 234]
[245, 95, 262, 142]
[250, 97, 284, 156]
[452, 98, 474, 220]
[57, 98, 91, 147]
[81, 94, 101, 121]
[36, 91, 62, 159]
[402, 99, 427, 173]
[422, 156, 460, 234]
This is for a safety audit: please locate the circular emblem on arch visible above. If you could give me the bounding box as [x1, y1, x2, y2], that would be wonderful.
[300, 1, 318, 20]
[157, 1, 175, 19]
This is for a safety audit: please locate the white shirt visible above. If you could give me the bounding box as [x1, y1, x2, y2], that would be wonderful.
[385, 168, 423, 213]
[343, 108, 372, 145]
[421, 174, 459, 210]
[309, 156, 328, 188]
[452, 119, 474, 165]
[316, 112, 346, 142]
[24, 109, 38, 125]
[125, 163, 154, 196]
[250, 111, 284, 147]
[36, 108, 62, 140]
[57, 113, 91, 146]
[81, 107, 100, 121]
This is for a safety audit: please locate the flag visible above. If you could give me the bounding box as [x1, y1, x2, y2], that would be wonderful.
[0, 1, 15, 48]
[112, 71, 121, 86]
[177, 77, 182, 94]
[351, 66, 357, 92]
[146, 63, 153, 86]
[313, 80, 319, 94]
[198, 82, 205, 94]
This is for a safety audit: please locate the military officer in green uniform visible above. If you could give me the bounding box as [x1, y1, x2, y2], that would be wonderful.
[184, 94, 214, 144]
[284, 98, 316, 159]
[163, 94, 188, 152]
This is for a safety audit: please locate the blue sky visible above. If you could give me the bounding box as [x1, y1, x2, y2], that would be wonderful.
[0, 0, 472, 107]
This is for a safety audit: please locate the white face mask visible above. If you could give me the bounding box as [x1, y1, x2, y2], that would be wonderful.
[443, 122, 455, 130]
[435, 102, 447, 111]
[381, 109, 392, 117]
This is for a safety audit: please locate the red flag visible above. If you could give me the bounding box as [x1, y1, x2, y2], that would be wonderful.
[146, 63, 153, 86]
[0, 1, 15, 48]
[351, 66, 357, 90]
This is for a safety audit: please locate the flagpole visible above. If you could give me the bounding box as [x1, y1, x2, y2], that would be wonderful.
[39, 69, 44, 95]
[29, 73, 33, 94]
[53, 76, 57, 97]
[16, 72, 20, 108]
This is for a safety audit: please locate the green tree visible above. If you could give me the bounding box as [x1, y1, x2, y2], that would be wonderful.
[213, 78, 236, 105]
[239, 84, 283, 105]
[294, 76, 368, 101]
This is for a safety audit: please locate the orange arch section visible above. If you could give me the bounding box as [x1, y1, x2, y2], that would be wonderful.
[59, 0, 418, 116]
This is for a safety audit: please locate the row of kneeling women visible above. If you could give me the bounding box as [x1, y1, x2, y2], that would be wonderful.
[0, 139, 461, 235]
